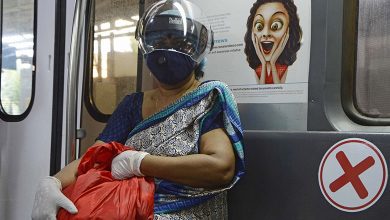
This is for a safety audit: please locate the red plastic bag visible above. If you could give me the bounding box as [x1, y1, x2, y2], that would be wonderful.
[57, 142, 155, 220]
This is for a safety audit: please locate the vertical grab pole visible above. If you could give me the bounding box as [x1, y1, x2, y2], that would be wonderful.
[65, 0, 87, 164]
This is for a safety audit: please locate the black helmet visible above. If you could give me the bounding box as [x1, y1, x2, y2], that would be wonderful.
[136, 0, 214, 63]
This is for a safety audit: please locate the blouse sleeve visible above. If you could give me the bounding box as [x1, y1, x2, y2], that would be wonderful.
[200, 110, 224, 135]
[97, 93, 141, 144]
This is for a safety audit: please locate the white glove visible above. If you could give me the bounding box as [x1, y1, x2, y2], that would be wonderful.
[31, 176, 78, 220]
[111, 150, 150, 179]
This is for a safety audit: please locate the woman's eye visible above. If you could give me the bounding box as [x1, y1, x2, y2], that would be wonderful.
[271, 20, 283, 31]
[254, 22, 264, 31]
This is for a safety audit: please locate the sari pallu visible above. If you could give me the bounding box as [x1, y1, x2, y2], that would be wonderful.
[125, 81, 245, 218]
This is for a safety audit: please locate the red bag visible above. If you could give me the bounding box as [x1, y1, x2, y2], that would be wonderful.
[57, 142, 155, 220]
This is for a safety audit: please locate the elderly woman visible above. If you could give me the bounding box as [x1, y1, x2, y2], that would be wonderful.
[32, 0, 244, 219]
[244, 0, 302, 84]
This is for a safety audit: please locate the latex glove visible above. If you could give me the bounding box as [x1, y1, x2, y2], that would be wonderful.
[31, 176, 78, 220]
[111, 150, 150, 179]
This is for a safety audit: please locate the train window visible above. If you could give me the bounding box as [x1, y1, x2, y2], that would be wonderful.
[0, 0, 36, 122]
[85, 0, 140, 121]
[342, 0, 390, 125]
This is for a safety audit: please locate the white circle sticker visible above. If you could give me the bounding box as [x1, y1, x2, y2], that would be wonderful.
[318, 138, 388, 212]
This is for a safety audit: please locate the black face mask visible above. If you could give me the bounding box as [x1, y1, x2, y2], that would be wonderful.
[146, 50, 196, 85]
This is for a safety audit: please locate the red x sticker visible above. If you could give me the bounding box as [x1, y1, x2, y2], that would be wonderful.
[319, 138, 388, 212]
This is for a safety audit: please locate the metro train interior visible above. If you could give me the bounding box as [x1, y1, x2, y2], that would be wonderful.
[1, 0, 390, 219]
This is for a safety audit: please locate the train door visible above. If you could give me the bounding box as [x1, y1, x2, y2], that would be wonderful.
[0, 0, 57, 219]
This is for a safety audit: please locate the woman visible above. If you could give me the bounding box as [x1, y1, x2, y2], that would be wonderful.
[244, 0, 302, 84]
[32, 0, 244, 219]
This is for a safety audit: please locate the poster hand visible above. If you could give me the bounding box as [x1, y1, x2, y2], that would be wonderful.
[271, 29, 289, 65]
[252, 33, 266, 66]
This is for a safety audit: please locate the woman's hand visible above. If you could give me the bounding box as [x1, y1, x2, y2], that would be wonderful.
[111, 150, 150, 179]
[31, 176, 78, 220]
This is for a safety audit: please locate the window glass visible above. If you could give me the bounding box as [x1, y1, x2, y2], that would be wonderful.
[92, 0, 139, 115]
[355, 0, 390, 118]
[0, 0, 35, 117]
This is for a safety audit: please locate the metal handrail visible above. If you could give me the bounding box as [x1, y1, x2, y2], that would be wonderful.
[65, 0, 88, 164]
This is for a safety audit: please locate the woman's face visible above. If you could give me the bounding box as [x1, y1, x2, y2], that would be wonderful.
[252, 2, 289, 61]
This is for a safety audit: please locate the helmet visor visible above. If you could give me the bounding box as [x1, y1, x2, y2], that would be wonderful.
[136, 0, 213, 62]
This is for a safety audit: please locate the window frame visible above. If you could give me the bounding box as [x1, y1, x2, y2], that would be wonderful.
[341, 0, 390, 125]
[83, 0, 144, 123]
[83, 0, 110, 122]
[0, 0, 37, 122]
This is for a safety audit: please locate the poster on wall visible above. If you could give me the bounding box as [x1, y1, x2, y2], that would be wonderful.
[198, 0, 311, 103]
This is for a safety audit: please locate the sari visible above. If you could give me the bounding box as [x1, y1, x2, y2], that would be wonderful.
[124, 81, 245, 219]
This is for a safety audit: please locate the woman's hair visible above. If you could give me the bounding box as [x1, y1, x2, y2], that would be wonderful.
[194, 65, 204, 79]
[194, 58, 207, 79]
[244, 0, 302, 70]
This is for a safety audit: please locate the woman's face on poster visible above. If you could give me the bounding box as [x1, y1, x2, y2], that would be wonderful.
[252, 2, 289, 61]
